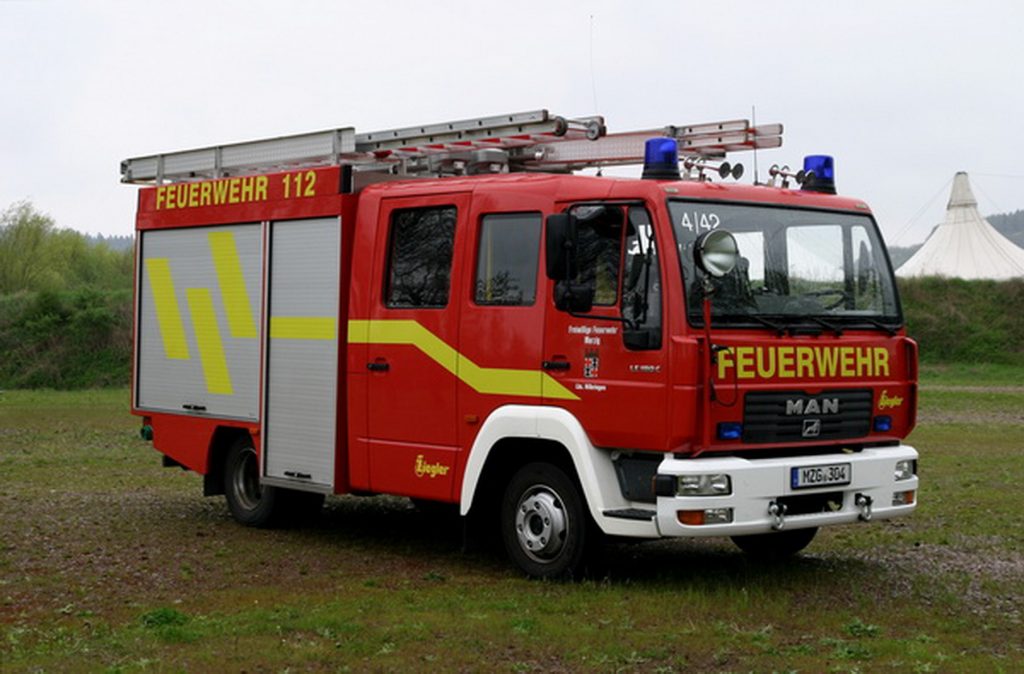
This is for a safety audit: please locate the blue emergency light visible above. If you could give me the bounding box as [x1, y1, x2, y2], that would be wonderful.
[801, 154, 837, 194]
[642, 138, 681, 180]
[873, 415, 893, 432]
[717, 422, 743, 440]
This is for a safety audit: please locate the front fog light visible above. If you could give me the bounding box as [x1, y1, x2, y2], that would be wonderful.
[677, 508, 734, 525]
[892, 490, 916, 506]
[894, 459, 916, 481]
[679, 474, 732, 496]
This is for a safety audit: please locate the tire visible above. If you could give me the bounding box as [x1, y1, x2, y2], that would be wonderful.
[501, 462, 595, 579]
[222, 438, 324, 527]
[731, 527, 818, 560]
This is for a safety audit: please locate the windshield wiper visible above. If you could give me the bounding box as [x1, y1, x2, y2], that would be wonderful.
[805, 316, 843, 337]
[717, 313, 787, 336]
[846, 317, 899, 337]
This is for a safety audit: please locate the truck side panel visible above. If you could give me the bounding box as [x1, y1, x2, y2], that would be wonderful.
[263, 217, 341, 490]
[136, 223, 262, 420]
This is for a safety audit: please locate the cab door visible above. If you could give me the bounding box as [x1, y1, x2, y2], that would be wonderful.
[365, 194, 470, 499]
[454, 206, 549, 484]
[542, 203, 669, 451]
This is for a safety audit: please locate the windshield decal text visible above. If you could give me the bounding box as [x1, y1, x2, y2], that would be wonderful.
[677, 211, 720, 232]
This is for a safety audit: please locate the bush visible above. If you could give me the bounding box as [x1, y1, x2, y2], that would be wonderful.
[0, 289, 132, 388]
[899, 277, 1024, 365]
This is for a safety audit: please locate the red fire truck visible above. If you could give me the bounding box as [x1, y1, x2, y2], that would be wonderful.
[123, 110, 918, 578]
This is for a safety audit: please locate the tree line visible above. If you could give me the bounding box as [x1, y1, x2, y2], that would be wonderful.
[0, 201, 133, 388]
[0, 201, 132, 294]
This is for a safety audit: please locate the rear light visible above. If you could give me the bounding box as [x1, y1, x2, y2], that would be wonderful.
[140, 417, 154, 441]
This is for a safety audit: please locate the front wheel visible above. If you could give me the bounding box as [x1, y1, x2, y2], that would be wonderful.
[731, 527, 818, 560]
[501, 462, 595, 579]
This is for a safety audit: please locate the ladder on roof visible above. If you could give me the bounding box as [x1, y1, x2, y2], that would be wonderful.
[120, 109, 782, 184]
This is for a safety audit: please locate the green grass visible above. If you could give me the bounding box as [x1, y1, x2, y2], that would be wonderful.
[2, 385, 1022, 672]
[919, 361, 1024, 387]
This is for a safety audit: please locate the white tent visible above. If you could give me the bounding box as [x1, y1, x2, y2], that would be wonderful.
[896, 172, 1024, 280]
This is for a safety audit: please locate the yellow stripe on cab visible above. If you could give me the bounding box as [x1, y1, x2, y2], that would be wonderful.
[347, 319, 578, 401]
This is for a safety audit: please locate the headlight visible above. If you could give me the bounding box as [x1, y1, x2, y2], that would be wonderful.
[678, 474, 732, 496]
[894, 459, 916, 481]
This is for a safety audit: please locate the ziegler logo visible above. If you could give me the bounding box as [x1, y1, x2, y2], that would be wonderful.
[785, 397, 840, 416]
[878, 390, 904, 410]
[414, 455, 450, 479]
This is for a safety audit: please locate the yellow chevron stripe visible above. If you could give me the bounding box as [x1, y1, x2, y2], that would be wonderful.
[145, 258, 190, 360]
[270, 316, 337, 340]
[347, 319, 579, 401]
[187, 288, 233, 395]
[208, 231, 257, 338]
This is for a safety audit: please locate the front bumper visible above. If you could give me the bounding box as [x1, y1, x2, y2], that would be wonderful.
[655, 445, 918, 537]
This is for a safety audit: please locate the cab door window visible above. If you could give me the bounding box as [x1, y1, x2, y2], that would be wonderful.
[565, 203, 661, 350]
[622, 206, 662, 350]
[475, 213, 541, 306]
[385, 206, 456, 308]
[570, 205, 623, 306]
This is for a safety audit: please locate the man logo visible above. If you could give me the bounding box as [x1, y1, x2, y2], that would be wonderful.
[786, 398, 839, 416]
[802, 419, 822, 438]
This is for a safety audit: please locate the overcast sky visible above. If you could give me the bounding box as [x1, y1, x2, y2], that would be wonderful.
[2, 1, 1022, 245]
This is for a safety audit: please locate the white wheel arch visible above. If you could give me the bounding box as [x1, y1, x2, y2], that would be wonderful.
[459, 405, 659, 538]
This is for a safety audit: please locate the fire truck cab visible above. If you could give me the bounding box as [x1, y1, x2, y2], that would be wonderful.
[125, 110, 919, 578]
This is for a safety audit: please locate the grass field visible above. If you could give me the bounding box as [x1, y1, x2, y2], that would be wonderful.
[2, 369, 1022, 672]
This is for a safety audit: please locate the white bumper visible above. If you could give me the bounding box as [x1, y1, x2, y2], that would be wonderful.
[655, 445, 919, 537]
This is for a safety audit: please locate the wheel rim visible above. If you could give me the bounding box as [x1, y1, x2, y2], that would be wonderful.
[514, 484, 569, 563]
[232, 446, 262, 511]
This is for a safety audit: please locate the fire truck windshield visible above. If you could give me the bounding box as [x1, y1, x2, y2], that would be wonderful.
[668, 201, 901, 329]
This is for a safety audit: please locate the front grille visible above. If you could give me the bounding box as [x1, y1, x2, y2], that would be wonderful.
[743, 389, 872, 444]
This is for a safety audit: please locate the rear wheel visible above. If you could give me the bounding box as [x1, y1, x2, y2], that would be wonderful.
[731, 527, 818, 560]
[223, 438, 323, 527]
[501, 462, 595, 579]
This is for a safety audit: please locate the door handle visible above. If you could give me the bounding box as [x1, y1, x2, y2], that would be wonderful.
[542, 360, 571, 371]
[367, 361, 390, 372]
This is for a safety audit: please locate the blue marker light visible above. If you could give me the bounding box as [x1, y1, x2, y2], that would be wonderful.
[873, 415, 893, 432]
[802, 154, 837, 194]
[642, 138, 681, 180]
[717, 422, 743, 440]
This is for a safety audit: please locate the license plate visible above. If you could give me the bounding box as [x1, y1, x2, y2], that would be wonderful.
[791, 463, 851, 489]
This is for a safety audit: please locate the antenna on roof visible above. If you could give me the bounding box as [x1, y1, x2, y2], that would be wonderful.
[589, 15, 600, 114]
[752, 105, 759, 185]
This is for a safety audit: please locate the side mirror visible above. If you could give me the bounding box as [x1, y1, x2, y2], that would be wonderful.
[694, 229, 739, 278]
[554, 281, 595, 313]
[545, 213, 578, 280]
